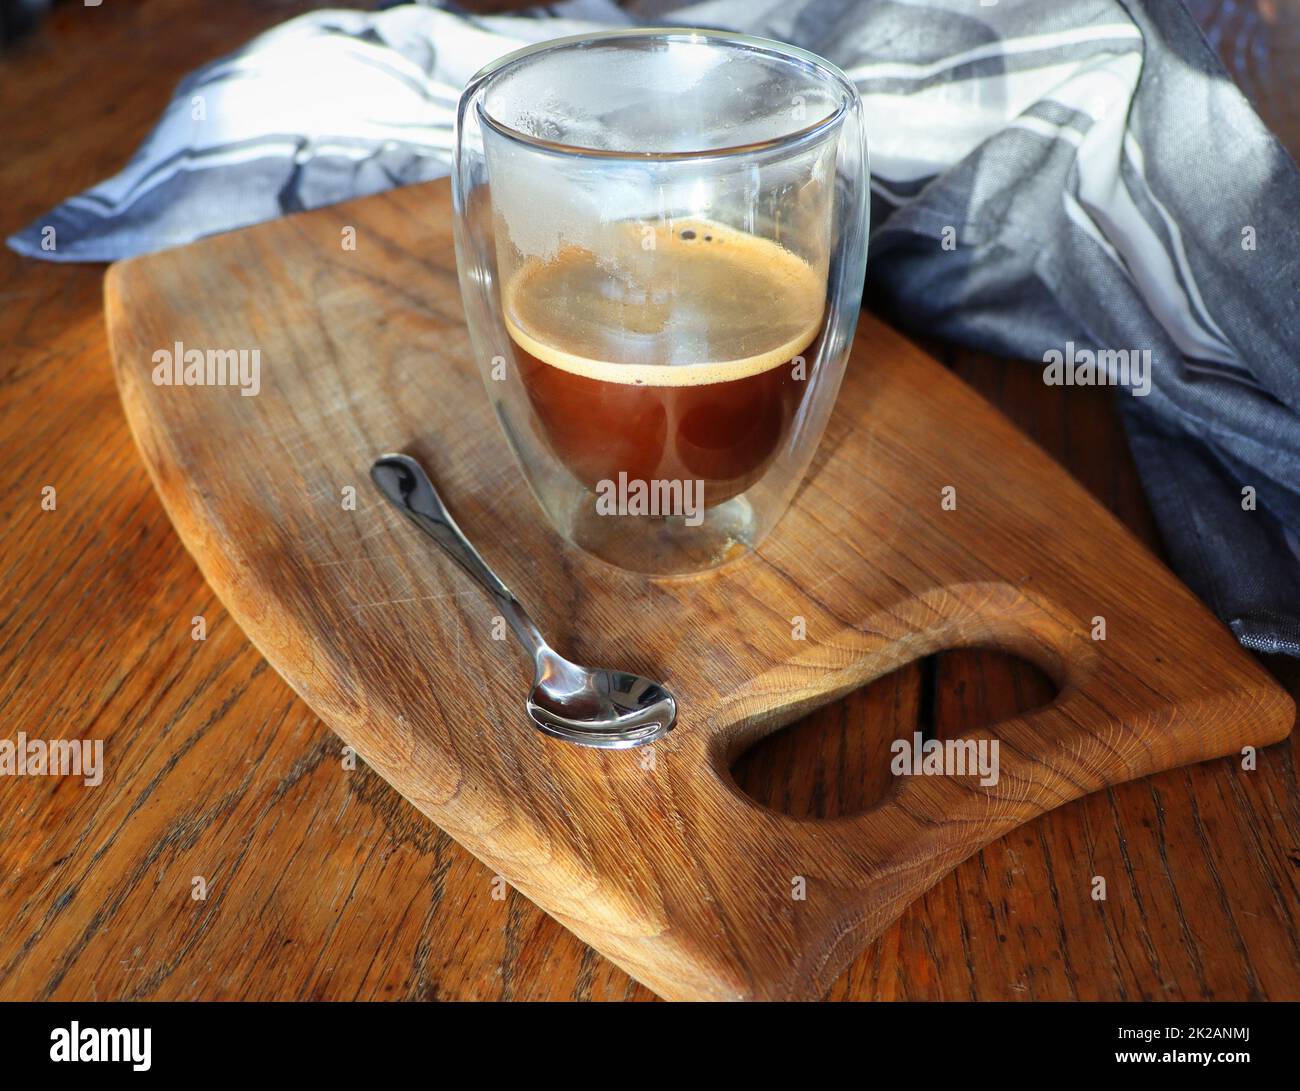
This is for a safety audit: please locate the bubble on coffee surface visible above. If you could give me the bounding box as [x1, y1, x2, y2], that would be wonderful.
[503, 218, 826, 388]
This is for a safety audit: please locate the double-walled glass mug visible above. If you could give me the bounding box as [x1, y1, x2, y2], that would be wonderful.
[452, 29, 869, 576]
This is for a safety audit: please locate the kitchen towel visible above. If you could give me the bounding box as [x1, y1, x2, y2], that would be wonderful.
[11, 0, 1300, 654]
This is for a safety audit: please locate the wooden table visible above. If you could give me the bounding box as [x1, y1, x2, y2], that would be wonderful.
[1, 0, 1297, 1002]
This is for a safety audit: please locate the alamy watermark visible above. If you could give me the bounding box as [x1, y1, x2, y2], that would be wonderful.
[1042, 342, 1151, 397]
[594, 473, 703, 526]
[891, 731, 1000, 787]
[0, 732, 103, 786]
[152, 340, 261, 396]
[50, 1022, 150, 1072]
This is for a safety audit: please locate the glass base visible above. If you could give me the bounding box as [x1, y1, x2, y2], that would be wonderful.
[567, 494, 758, 577]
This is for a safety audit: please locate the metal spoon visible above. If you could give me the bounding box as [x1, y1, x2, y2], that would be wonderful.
[370, 453, 676, 749]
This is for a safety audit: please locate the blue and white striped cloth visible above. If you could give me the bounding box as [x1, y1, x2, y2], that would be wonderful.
[12, 0, 1300, 654]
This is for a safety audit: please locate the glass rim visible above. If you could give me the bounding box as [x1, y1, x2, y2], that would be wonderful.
[465, 27, 859, 163]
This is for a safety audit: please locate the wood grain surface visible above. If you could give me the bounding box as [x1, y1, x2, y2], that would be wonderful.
[2, 0, 1299, 1002]
[104, 178, 1292, 1000]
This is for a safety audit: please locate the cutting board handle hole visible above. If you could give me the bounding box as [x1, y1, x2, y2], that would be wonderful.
[729, 648, 1059, 820]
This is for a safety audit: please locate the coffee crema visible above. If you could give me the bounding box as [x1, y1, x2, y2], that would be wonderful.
[504, 219, 826, 507]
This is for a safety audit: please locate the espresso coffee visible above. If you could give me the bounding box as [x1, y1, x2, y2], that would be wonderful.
[503, 219, 826, 508]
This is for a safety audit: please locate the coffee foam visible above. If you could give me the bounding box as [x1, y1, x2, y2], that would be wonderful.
[503, 219, 825, 388]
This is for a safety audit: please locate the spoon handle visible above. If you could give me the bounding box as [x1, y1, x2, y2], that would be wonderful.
[370, 453, 548, 660]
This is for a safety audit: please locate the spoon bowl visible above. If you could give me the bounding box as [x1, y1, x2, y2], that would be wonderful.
[528, 653, 677, 748]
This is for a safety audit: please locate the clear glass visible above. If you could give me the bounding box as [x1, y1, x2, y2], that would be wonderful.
[452, 29, 869, 576]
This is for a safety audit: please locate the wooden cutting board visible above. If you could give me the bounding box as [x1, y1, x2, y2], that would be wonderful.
[105, 179, 1293, 1001]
